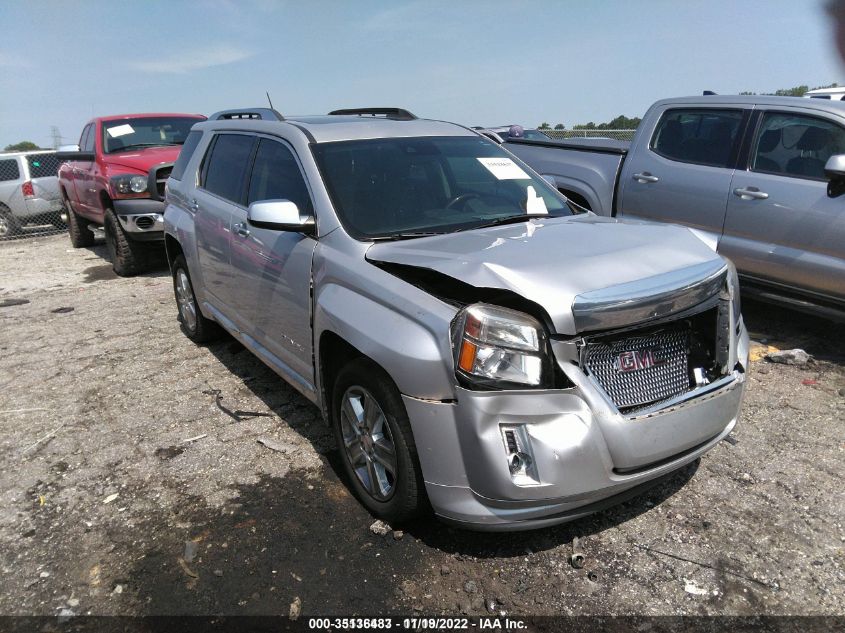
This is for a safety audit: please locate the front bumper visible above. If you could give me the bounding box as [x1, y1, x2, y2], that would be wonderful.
[405, 321, 749, 531]
[113, 199, 165, 241]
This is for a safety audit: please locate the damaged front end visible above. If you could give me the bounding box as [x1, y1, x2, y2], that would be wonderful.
[368, 242, 748, 530]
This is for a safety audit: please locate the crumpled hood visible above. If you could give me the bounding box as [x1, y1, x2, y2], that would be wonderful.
[103, 146, 181, 174]
[366, 215, 727, 335]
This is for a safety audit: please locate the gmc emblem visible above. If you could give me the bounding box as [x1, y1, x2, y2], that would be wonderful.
[615, 346, 667, 373]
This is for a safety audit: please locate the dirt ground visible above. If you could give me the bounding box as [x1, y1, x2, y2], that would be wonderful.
[0, 233, 843, 619]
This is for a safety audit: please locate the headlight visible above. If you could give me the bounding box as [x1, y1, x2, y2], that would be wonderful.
[452, 303, 549, 388]
[110, 174, 148, 195]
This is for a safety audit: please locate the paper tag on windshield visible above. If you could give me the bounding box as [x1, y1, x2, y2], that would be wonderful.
[107, 124, 134, 138]
[477, 157, 530, 180]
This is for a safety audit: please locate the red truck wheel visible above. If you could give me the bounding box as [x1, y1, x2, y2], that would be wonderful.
[104, 209, 146, 276]
[67, 207, 95, 248]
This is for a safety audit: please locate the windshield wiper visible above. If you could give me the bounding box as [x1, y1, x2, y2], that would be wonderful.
[110, 142, 182, 153]
[458, 213, 550, 232]
[369, 231, 447, 242]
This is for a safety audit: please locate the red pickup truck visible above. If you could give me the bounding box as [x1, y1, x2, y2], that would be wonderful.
[58, 113, 205, 275]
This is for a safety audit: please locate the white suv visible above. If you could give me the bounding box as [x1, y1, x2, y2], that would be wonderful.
[0, 150, 65, 238]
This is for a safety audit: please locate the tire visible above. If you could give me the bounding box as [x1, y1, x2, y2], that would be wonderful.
[104, 208, 145, 276]
[172, 254, 221, 343]
[66, 203, 95, 248]
[0, 205, 21, 240]
[331, 358, 427, 524]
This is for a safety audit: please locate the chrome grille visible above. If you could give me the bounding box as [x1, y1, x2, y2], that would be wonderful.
[584, 326, 690, 410]
[155, 165, 172, 198]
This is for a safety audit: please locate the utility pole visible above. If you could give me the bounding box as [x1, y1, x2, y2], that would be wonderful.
[50, 126, 63, 149]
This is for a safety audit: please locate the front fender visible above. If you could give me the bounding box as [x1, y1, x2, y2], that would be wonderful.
[314, 283, 457, 402]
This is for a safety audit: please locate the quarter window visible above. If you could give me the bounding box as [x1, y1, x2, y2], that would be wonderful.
[651, 109, 744, 168]
[27, 154, 60, 179]
[750, 112, 845, 181]
[0, 159, 20, 182]
[247, 139, 313, 213]
[201, 134, 255, 204]
[170, 130, 203, 181]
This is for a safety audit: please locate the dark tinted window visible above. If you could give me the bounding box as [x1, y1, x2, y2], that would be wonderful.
[313, 136, 570, 239]
[651, 109, 744, 168]
[26, 154, 60, 179]
[247, 139, 313, 213]
[202, 134, 255, 203]
[170, 131, 203, 181]
[751, 112, 845, 181]
[0, 159, 20, 182]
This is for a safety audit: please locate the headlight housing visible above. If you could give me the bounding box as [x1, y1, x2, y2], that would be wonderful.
[110, 174, 148, 196]
[451, 303, 551, 388]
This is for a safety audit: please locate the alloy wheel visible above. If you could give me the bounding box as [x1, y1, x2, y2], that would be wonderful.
[175, 269, 198, 333]
[339, 386, 397, 501]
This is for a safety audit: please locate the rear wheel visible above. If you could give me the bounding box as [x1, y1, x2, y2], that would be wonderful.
[66, 200, 95, 248]
[104, 209, 145, 276]
[172, 254, 220, 343]
[0, 205, 21, 239]
[331, 358, 427, 524]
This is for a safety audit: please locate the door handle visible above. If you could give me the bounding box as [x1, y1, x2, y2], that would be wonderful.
[633, 172, 659, 183]
[188, 199, 200, 212]
[233, 222, 250, 238]
[733, 187, 769, 200]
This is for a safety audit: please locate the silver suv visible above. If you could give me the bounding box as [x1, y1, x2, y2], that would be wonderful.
[0, 151, 64, 238]
[164, 107, 749, 530]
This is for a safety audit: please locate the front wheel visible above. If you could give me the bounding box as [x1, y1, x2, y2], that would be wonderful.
[331, 358, 427, 524]
[104, 209, 146, 276]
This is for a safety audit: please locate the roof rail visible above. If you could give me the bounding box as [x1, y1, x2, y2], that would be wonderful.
[209, 108, 284, 121]
[328, 107, 417, 121]
[703, 90, 717, 96]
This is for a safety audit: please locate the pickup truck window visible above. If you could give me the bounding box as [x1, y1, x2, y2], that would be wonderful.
[313, 136, 571, 239]
[247, 139, 313, 213]
[651, 109, 744, 168]
[751, 112, 845, 181]
[80, 124, 94, 153]
[201, 133, 255, 204]
[101, 117, 199, 154]
[170, 131, 203, 181]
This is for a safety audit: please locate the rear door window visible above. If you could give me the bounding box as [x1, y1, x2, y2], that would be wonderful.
[246, 138, 313, 213]
[0, 159, 20, 182]
[750, 112, 845, 181]
[81, 124, 95, 153]
[26, 154, 60, 179]
[201, 134, 256, 204]
[650, 108, 744, 168]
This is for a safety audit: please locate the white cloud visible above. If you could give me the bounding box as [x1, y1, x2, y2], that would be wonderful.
[129, 45, 254, 74]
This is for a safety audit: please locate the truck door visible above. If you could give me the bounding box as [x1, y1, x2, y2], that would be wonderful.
[192, 132, 257, 321]
[67, 124, 93, 214]
[721, 109, 845, 303]
[231, 136, 317, 391]
[618, 107, 748, 241]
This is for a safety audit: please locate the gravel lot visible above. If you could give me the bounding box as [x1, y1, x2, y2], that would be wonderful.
[0, 234, 843, 618]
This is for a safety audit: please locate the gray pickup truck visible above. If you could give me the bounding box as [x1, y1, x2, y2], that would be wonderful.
[164, 106, 748, 531]
[505, 95, 845, 318]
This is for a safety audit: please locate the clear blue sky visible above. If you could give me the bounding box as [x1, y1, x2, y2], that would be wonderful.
[0, 0, 840, 148]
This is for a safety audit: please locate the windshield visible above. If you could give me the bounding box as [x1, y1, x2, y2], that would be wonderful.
[313, 136, 573, 239]
[101, 117, 202, 154]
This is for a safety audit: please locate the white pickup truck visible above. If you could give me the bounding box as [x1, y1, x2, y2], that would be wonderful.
[505, 95, 845, 319]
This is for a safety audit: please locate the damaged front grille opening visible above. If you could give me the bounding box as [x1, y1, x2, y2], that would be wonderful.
[583, 304, 730, 414]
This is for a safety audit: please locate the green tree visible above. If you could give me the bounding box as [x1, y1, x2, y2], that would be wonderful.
[538, 122, 551, 130]
[554, 123, 565, 130]
[4, 141, 41, 151]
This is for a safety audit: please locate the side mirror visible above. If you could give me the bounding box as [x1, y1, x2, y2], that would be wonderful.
[825, 154, 845, 197]
[247, 199, 315, 234]
[55, 145, 96, 162]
